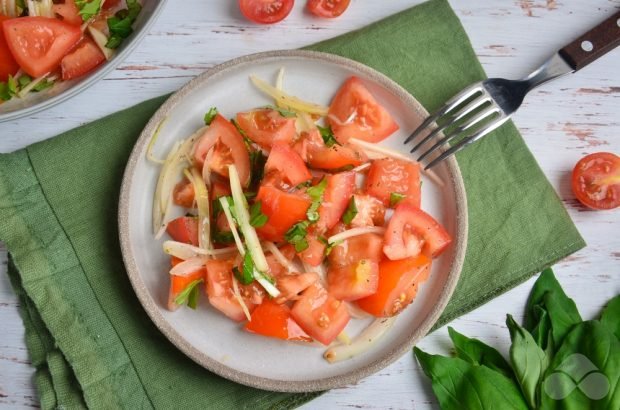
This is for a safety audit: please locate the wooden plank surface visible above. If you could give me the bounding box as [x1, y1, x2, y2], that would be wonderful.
[1, 0, 619, 408]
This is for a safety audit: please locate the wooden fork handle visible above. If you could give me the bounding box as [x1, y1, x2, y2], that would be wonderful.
[559, 10, 620, 71]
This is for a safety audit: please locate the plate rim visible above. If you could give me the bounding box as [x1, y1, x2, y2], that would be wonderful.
[118, 49, 468, 392]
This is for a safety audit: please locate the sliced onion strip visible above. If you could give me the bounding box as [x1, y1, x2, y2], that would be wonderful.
[327, 227, 386, 244]
[218, 197, 245, 256]
[263, 242, 296, 273]
[163, 241, 237, 260]
[324, 317, 397, 363]
[231, 275, 252, 322]
[145, 117, 167, 164]
[250, 75, 329, 116]
[169, 256, 208, 276]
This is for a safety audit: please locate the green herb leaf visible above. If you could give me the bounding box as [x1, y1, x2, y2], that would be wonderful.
[16, 0, 25, 10]
[203, 107, 218, 125]
[264, 105, 297, 118]
[233, 252, 255, 285]
[600, 295, 620, 340]
[76, 0, 102, 21]
[306, 202, 320, 223]
[212, 230, 234, 245]
[249, 150, 267, 189]
[249, 201, 268, 228]
[324, 239, 342, 256]
[174, 279, 203, 309]
[7, 75, 17, 96]
[342, 197, 358, 225]
[0, 83, 10, 101]
[285, 221, 309, 252]
[32, 79, 54, 92]
[105, 0, 142, 49]
[317, 125, 340, 147]
[18, 75, 32, 88]
[389, 192, 406, 207]
[231, 118, 254, 148]
[305, 177, 328, 223]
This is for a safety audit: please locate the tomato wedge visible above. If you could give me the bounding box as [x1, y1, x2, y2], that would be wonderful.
[328, 260, 379, 301]
[307, 0, 350, 18]
[61, 38, 106, 80]
[0, 15, 19, 82]
[235, 109, 297, 148]
[255, 185, 311, 241]
[166, 216, 199, 246]
[357, 254, 431, 317]
[349, 194, 385, 228]
[238, 0, 294, 24]
[571, 152, 620, 210]
[328, 76, 399, 143]
[245, 299, 313, 341]
[265, 143, 312, 187]
[53, 0, 83, 26]
[365, 158, 421, 208]
[3, 17, 82, 78]
[383, 204, 452, 260]
[193, 114, 251, 187]
[168, 257, 205, 311]
[317, 171, 356, 231]
[275, 271, 319, 304]
[329, 232, 384, 267]
[291, 283, 350, 345]
[298, 233, 326, 266]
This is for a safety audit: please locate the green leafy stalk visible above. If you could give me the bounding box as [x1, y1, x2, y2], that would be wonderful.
[317, 125, 340, 147]
[342, 196, 358, 225]
[203, 107, 218, 125]
[174, 279, 203, 309]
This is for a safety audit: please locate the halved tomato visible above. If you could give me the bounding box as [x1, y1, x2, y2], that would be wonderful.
[255, 185, 311, 241]
[172, 178, 195, 208]
[328, 76, 399, 143]
[3, 17, 82, 77]
[317, 171, 356, 231]
[168, 257, 205, 311]
[291, 283, 350, 345]
[166, 216, 199, 246]
[275, 271, 319, 303]
[349, 194, 385, 228]
[383, 203, 451, 260]
[307, 0, 350, 18]
[245, 299, 312, 342]
[239, 0, 294, 24]
[193, 114, 251, 187]
[365, 158, 421, 207]
[357, 254, 431, 317]
[571, 152, 620, 210]
[235, 109, 297, 148]
[265, 143, 312, 187]
[53, 0, 83, 26]
[0, 15, 19, 82]
[61, 37, 106, 80]
[328, 259, 379, 301]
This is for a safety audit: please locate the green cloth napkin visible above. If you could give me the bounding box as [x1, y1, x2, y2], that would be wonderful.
[1, 0, 585, 408]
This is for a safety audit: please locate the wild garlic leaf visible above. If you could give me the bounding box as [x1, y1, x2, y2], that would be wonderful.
[600, 295, 620, 340]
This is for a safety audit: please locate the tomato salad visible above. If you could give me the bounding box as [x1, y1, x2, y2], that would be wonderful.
[0, 0, 141, 103]
[149, 71, 452, 362]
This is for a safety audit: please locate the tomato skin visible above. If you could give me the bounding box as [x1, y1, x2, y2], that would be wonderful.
[245, 299, 312, 342]
[291, 283, 350, 345]
[168, 257, 205, 311]
[317, 171, 356, 231]
[239, 0, 294, 24]
[383, 203, 452, 260]
[328, 76, 399, 144]
[53, 0, 83, 26]
[61, 37, 106, 80]
[166, 216, 200, 246]
[265, 143, 312, 187]
[307, 0, 350, 18]
[3, 17, 82, 78]
[236, 109, 297, 148]
[571, 152, 620, 210]
[193, 114, 251, 187]
[255, 185, 311, 241]
[172, 178, 195, 208]
[365, 158, 421, 208]
[357, 254, 431, 317]
[0, 15, 19, 82]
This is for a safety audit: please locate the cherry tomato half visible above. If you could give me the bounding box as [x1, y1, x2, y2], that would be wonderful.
[571, 152, 620, 210]
[239, 0, 294, 24]
[307, 0, 350, 18]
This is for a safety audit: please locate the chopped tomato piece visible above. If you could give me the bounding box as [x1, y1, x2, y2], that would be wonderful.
[293, 128, 367, 170]
[329, 232, 384, 267]
[0, 16, 19, 82]
[172, 178, 195, 208]
[167, 257, 205, 311]
[265, 143, 312, 187]
[357, 254, 431, 317]
[245, 299, 312, 342]
[365, 158, 421, 207]
[53, 0, 83, 26]
[307, 0, 351, 18]
[275, 272, 319, 304]
[235, 109, 297, 148]
[166, 216, 199, 246]
[238, 0, 294, 24]
[210, 179, 232, 201]
[571, 152, 620, 210]
[291, 283, 350, 345]
[255, 185, 311, 242]
[328, 260, 379, 301]
[298, 233, 326, 266]
[349, 194, 386, 227]
[102, 0, 121, 9]
[61, 38, 106, 80]
[317, 171, 356, 231]
[383, 204, 452, 260]
[3, 17, 82, 78]
[328, 76, 399, 143]
[193, 114, 251, 187]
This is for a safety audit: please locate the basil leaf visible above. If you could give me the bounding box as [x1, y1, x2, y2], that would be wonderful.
[389, 192, 406, 207]
[249, 201, 268, 228]
[32, 79, 54, 92]
[76, 0, 102, 21]
[447, 327, 514, 380]
[0, 83, 10, 101]
[7, 75, 17, 96]
[414, 348, 529, 410]
[507, 315, 548, 409]
[317, 125, 340, 147]
[18, 75, 32, 88]
[285, 221, 309, 252]
[342, 197, 357, 225]
[203, 107, 218, 125]
[105, 0, 142, 49]
[264, 105, 296, 118]
[174, 279, 203, 308]
[233, 252, 255, 285]
[600, 295, 620, 340]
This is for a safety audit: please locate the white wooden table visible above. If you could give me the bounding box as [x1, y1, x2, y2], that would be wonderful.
[1, 1, 619, 408]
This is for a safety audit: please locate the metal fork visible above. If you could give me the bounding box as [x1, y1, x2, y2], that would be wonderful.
[407, 10, 620, 170]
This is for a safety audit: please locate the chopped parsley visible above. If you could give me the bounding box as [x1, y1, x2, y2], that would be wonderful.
[306, 177, 328, 222]
[389, 192, 406, 207]
[249, 201, 268, 228]
[105, 0, 142, 49]
[203, 107, 218, 125]
[76, 0, 102, 21]
[285, 221, 310, 252]
[233, 252, 255, 285]
[317, 125, 340, 148]
[342, 197, 358, 225]
[174, 279, 203, 309]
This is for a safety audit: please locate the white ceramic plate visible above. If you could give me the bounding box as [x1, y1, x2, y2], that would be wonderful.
[0, 0, 167, 122]
[119, 50, 467, 392]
